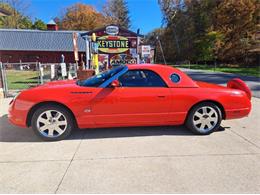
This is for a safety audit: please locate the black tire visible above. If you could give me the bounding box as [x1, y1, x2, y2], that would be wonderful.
[185, 102, 222, 135]
[31, 104, 74, 141]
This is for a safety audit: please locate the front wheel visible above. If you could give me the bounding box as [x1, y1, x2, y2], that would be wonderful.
[31, 105, 74, 141]
[185, 102, 222, 135]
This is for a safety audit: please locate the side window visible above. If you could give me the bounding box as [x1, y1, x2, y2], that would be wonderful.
[118, 70, 167, 87]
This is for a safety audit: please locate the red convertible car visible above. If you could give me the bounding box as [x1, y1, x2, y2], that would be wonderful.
[8, 64, 252, 141]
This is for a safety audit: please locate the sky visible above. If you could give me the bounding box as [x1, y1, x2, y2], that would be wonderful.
[28, 0, 163, 34]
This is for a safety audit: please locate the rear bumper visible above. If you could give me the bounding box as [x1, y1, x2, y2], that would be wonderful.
[225, 107, 251, 120]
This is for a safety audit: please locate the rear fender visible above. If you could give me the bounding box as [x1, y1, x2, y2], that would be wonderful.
[227, 78, 252, 100]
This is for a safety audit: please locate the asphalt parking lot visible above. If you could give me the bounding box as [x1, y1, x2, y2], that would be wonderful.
[0, 96, 260, 193]
[181, 68, 260, 98]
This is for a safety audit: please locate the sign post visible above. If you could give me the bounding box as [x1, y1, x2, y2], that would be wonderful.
[92, 33, 99, 74]
[85, 37, 90, 69]
[73, 32, 79, 69]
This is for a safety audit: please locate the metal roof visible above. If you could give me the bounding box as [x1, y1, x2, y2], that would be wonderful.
[0, 29, 87, 52]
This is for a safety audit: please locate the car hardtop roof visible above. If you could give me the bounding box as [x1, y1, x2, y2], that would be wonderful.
[126, 64, 177, 70]
[126, 64, 185, 75]
[126, 64, 198, 88]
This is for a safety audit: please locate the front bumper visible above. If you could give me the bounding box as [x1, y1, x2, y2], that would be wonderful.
[8, 99, 28, 128]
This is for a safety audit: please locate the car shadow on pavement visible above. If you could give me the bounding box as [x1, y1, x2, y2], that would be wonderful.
[0, 114, 226, 142]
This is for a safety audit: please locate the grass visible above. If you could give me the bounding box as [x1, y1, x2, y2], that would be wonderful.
[173, 64, 260, 77]
[4, 65, 259, 90]
[6, 70, 39, 90]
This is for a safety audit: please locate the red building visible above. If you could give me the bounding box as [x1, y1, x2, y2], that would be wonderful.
[0, 22, 143, 66]
[0, 20, 86, 63]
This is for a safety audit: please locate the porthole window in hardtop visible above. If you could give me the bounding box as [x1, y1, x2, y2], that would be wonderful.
[170, 73, 181, 83]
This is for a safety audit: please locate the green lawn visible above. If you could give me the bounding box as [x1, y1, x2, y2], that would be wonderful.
[173, 64, 260, 77]
[4, 65, 259, 90]
[6, 70, 39, 90]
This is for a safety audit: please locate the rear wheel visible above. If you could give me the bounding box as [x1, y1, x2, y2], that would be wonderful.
[31, 105, 74, 141]
[185, 102, 222, 135]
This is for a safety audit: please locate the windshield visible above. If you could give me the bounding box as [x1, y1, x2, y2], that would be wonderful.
[77, 65, 125, 87]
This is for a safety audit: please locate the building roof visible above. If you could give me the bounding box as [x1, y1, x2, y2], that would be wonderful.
[0, 29, 87, 52]
[81, 24, 144, 37]
[47, 20, 57, 25]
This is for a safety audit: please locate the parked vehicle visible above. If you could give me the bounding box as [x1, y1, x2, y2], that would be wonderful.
[8, 64, 252, 141]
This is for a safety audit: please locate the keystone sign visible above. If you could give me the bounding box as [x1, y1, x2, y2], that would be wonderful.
[97, 36, 130, 54]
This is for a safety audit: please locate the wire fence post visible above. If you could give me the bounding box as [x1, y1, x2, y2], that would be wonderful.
[39, 62, 44, 84]
[0, 62, 4, 97]
[0, 62, 8, 98]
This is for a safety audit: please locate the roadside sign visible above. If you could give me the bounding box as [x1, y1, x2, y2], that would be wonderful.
[50, 64, 55, 80]
[105, 25, 119, 35]
[141, 45, 151, 56]
[60, 63, 67, 77]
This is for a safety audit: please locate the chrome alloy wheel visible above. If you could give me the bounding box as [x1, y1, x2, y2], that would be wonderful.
[193, 106, 218, 133]
[36, 110, 67, 138]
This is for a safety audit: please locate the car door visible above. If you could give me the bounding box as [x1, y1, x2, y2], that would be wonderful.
[91, 69, 172, 126]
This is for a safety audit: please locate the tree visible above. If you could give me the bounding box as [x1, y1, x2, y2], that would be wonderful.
[60, 3, 108, 30]
[103, 0, 131, 29]
[32, 18, 46, 30]
[195, 31, 223, 62]
[214, 0, 257, 63]
[144, 28, 165, 63]
[18, 15, 32, 28]
[158, 0, 220, 63]
[0, 0, 31, 29]
[157, 0, 257, 65]
[53, 17, 62, 29]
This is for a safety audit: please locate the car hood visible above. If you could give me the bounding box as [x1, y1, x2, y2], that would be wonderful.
[43, 80, 77, 86]
[29, 80, 78, 91]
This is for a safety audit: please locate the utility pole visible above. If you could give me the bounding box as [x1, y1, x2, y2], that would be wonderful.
[156, 36, 167, 65]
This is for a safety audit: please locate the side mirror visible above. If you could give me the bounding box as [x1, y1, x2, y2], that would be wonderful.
[111, 80, 120, 87]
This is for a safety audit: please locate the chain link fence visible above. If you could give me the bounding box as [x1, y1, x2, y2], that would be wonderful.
[0, 62, 77, 98]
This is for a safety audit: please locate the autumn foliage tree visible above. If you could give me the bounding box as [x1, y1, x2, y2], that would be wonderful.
[103, 0, 131, 29]
[214, 0, 258, 62]
[155, 0, 258, 65]
[0, 0, 32, 29]
[60, 3, 108, 30]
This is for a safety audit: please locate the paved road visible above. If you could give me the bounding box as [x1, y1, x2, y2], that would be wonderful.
[0, 98, 259, 193]
[180, 68, 260, 98]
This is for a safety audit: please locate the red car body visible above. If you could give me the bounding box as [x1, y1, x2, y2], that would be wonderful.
[8, 64, 251, 130]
